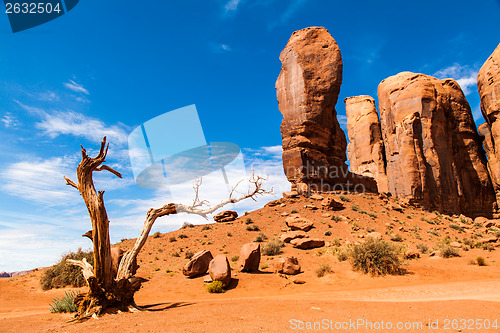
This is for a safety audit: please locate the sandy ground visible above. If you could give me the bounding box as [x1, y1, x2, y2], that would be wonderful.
[1, 193, 500, 332]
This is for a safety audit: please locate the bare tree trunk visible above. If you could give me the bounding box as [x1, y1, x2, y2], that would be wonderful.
[64, 137, 272, 322]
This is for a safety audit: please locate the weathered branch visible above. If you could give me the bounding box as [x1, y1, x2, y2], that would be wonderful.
[64, 176, 78, 189]
[95, 165, 122, 178]
[116, 172, 273, 279]
[67, 258, 94, 283]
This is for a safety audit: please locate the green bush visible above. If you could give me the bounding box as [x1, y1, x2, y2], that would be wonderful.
[185, 250, 194, 259]
[49, 291, 79, 313]
[178, 233, 188, 239]
[206, 280, 226, 293]
[331, 215, 342, 222]
[231, 255, 239, 262]
[315, 263, 332, 277]
[416, 243, 428, 254]
[440, 245, 460, 258]
[182, 222, 194, 228]
[261, 238, 284, 256]
[245, 217, 253, 225]
[40, 249, 94, 290]
[336, 247, 350, 262]
[339, 195, 351, 202]
[349, 238, 404, 276]
[254, 232, 267, 242]
[476, 256, 487, 266]
[152, 231, 161, 238]
[246, 224, 260, 231]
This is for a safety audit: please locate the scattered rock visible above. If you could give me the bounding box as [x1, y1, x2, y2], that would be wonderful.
[274, 256, 301, 275]
[290, 238, 325, 249]
[449, 242, 462, 248]
[203, 275, 213, 283]
[265, 200, 281, 207]
[237, 243, 261, 272]
[280, 230, 308, 243]
[281, 212, 290, 217]
[429, 250, 441, 257]
[213, 210, 238, 222]
[293, 278, 306, 284]
[321, 197, 344, 210]
[310, 194, 324, 200]
[365, 232, 382, 240]
[391, 203, 404, 212]
[285, 216, 314, 231]
[404, 250, 420, 259]
[304, 205, 318, 210]
[478, 236, 498, 244]
[283, 191, 299, 198]
[208, 255, 231, 287]
[183, 250, 213, 277]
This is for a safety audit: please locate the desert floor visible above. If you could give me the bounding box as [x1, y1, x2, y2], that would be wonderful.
[1, 193, 499, 332]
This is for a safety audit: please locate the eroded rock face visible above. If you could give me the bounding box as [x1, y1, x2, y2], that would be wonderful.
[478, 43, 500, 214]
[274, 256, 301, 275]
[345, 96, 388, 193]
[213, 210, 238, 223]
[378, 72, 495, 217]
[276, 27, 349, 191]
[290, 238, 325, 249]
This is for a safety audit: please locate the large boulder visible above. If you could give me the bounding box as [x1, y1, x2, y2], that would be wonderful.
[213, 210, 238, 222]
[274, 257, 301, 275]
[237, 243, 261, 272]
[208, 255, 231, 287]
[290, 238, 325, 249]
[276, 27, 375, 194]
[345, 95, 389, 193]
[478, 43, 500, 216]
[285, 216, 314, 231]
[378, 72, 495, 217]
[182, 250, 213, 277]
[280, 230, 308, 243]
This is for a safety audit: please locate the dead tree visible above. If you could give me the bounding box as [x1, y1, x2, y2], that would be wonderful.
[63, 137, 272, 321]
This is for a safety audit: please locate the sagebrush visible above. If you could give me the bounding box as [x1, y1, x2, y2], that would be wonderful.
[349, 238, 404, 276]
[40, 249, 94, 290]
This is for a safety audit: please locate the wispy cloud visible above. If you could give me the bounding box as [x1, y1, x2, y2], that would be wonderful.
[433, 63, 479, 95]
[33, 109, 129, 144]
[63, 80, 89, 95]
[337, 114, 347, 127]
[37, 91, 59, 102]
[269, 0, 308, 29]
[224, 0, 243, 13]
[209, 42, 233, 53]
[1, 112, 21, 128]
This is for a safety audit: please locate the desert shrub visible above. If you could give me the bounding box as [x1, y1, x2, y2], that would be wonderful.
[366, 227, 376, 233]
[482, 243, 495, 252]
[331, 215, 342, 222]
[449, 224, 464, 232]
[169, 236, 177, 242]
[206, 280, 226, 293]
[201, 225, 211, 231]
[246, 224, 260, 231]
[324, 230, 332, 236]
[351, 204, 360, 212]
[40, 249, 94, 290]
[49, 290, 79, 313]
[339, 195, 351, 202]
[152, 267, 160, 272]
[178, 233, 188, 239]
[336, 247, 350, 262]
[291, 210, 298, 214]
[332, 238, 342, 247]
[260, 263, 269, 270]
[182, 221, 194, 228]
[416, 243, 428, 254]
[391, 234, 403, 242]
[152, 231, 161, 238]
[476, 256, 487, 266]
[245, 217, 253, 225]
[427, 229, 440, 237]
[254, 232, 267, 242]
[349, 238, 404, 276]
[231, 255, 239, 262]
[261, 238, 284, 256]
[440, 245, 460, 258]
[171, 252, 180, 257]
[227, 232, 232, 237]
[315, 263, 332, 278]
[185, 250, 194, 259]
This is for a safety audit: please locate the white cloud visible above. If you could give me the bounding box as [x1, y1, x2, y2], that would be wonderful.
[1, 112, 21, 128]
[36, 110, 129, 144]
[337, 114, 348, 127]
[433, 63, 478, 95]
[63, 80, 89, 95]
[209, 42, 233, 53]
[37, 91, 59, 102]
[224, 0, 242, 12]
[1, 156, 80, 206]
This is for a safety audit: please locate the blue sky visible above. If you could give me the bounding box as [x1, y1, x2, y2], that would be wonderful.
[0, 0, 499, 272]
